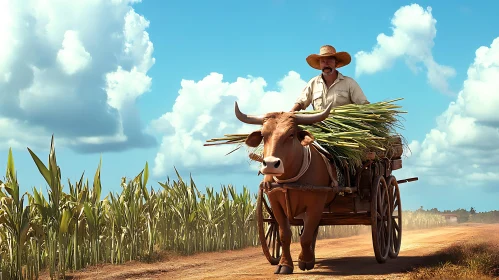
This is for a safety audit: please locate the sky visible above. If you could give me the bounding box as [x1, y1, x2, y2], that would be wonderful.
[1, 0, 498, 212]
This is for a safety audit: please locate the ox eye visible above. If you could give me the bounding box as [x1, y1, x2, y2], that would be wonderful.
[289, 133, 294, 138]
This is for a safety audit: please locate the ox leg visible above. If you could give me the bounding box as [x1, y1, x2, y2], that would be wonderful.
[298, 201, 324, 271]
[269, 200, 294, 274]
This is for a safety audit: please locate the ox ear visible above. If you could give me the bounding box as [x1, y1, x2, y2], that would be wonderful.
[245, 130, 263, 147]
[297, 130, 314, 146]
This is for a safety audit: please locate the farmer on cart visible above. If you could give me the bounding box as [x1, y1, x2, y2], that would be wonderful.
[290, 45, 370, 112]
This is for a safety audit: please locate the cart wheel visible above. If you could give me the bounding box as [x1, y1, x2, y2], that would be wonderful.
[257, 188, 281, 265]
[387, 175, 402, 258]
[370, 175, 392, 264]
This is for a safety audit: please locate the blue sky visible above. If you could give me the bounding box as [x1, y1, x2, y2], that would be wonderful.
[2, 0, 499, 212]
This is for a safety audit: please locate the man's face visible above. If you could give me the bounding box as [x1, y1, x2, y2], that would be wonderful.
[319, 57, 336, 76]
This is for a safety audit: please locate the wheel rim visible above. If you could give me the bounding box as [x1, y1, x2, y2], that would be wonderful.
[371, 175, 392, 263]
[388, 176, 402, 258]
[257, 188, 281, 265]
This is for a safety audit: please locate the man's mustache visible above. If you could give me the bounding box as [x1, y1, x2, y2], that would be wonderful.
[322, 67, 332, 71]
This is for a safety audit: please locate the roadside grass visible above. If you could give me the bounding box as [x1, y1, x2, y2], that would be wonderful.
[406, 234, 499, 280]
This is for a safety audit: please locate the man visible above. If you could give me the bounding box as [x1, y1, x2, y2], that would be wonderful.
[291, 45, 369, 112]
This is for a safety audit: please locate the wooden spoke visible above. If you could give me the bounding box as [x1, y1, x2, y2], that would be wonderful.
[257, 188, 281, 265]
[370, 175, 392, 264]
[387, 176, 402, 258]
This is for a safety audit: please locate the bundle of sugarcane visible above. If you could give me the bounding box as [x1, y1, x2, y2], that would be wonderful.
[204, 98, 407, 167]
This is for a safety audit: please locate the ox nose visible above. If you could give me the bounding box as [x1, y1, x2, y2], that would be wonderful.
[260, 156, 284, 175]
[263, 158, 280, 168]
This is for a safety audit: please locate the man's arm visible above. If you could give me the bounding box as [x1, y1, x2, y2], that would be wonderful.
[349, 78, 370, 105]
[291, 81, 313, 112]
[290, 103, 303, 112]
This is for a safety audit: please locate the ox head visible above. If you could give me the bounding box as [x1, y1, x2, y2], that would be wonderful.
[235, 102, 332, 177]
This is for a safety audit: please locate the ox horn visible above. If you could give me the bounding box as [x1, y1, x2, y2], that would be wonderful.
[234, 102, 264, 125]
[294, 102, 333, 125]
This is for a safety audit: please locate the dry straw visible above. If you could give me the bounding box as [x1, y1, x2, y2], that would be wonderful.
[205, 98, 408, 168]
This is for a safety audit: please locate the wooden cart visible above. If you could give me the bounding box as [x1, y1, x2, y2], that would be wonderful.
[256, 136, 418, 265]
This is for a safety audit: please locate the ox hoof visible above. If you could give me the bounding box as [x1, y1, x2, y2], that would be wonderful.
[274, 265, 293, 274]
[298, 260, 315, 271]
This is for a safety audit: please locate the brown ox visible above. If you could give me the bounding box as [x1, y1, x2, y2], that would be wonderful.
[234, 101, 338, 274]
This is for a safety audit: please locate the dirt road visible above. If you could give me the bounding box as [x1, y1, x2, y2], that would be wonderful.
[66, 223, 499, 280]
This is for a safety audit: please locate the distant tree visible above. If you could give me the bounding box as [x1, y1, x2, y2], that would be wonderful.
[470, 207, 476, 215]
[429, 207, 440, 214]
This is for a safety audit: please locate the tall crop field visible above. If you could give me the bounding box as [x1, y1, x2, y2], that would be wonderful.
[0, 138, 446, 279]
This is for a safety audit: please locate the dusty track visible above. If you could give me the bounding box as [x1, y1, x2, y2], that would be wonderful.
[62, 223, 499, 280]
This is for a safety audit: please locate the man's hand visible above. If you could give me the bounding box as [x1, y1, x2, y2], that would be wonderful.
[290, 103, 302, 112]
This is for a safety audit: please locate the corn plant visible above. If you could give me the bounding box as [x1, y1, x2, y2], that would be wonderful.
[0, 149, 32, 280]
[0, 136, 451, 280]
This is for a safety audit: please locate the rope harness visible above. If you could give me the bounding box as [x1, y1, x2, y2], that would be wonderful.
[272, 145, 311, 183]
[271, 144, 338, 187]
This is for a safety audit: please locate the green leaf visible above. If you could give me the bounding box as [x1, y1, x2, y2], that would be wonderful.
[60, 208, 72, 234]
[19, 200, 31, 247]
[48, 134, 59, 189]
[93, 156, 102, 203]
[83, 202, 95, 231]
[188, 211, 196, 223]
[143, 161, 149, 190]
[27, 147, 52, 187]
[6, 148, 16, 182]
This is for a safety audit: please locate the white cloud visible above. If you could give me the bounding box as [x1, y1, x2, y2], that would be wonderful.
[106, 66, 152, 111]
[396, 37, 499, 189]
[0, 0, 19, 84]
[150, 71, 308, 177]
[56, 30, 91, 75]
[0, 0, 156, 153]
[354, 4, 456, 95]
[0, 117, 51, 150]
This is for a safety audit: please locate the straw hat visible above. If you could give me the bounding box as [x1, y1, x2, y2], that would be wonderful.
[306, 45, 352, 69]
